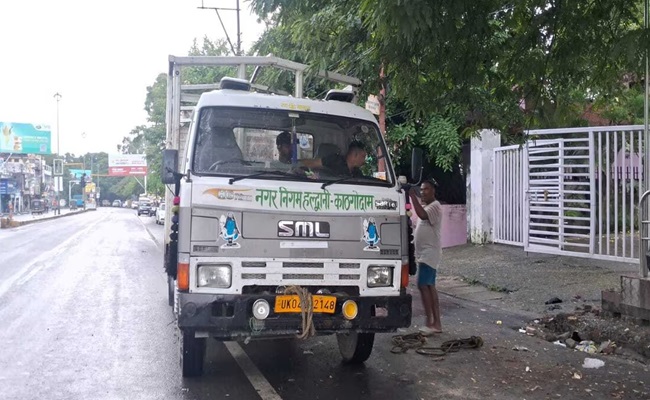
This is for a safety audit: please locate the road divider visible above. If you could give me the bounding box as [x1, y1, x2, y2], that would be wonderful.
[0, 210, 88, 229]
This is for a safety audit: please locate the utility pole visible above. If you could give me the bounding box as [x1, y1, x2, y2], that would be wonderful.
[639, 0, 650, 278]
[236, 0, 241, 55]
[198, 0, 241, 55]
[54, 92, 62, 155]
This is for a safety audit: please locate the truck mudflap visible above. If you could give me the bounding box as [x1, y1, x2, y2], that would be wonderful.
[177, 293, 412, 340]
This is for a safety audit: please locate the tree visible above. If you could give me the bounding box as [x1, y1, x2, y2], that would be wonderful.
[249, 0, 644, 172]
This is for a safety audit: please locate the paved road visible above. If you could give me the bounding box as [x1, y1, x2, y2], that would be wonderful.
[1, 208, 648, 400]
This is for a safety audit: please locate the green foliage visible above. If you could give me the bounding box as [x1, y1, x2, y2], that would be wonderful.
[593, 86, 645, 125]
[183, 38, 238, 84]
[386, 115, 461, 172]
[249, 0, 644, 169]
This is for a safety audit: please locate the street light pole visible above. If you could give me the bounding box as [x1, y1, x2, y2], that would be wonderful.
[54, 93, 62, 155]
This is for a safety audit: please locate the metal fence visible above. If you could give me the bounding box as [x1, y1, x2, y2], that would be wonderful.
[492, 125, 645, 263]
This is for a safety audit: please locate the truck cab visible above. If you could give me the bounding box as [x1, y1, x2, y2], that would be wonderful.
[163, 56, 417, 377]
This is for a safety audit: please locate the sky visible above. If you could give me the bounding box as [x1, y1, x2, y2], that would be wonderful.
[0, 0, 266, 157]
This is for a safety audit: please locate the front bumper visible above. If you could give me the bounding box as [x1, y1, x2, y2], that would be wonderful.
[177, 293, 412, 340]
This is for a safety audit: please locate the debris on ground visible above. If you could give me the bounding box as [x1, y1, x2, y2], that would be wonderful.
[545, 297, 563, 305]
[575, 341, 597, 354]
[521, 310, 650, 362]
[582, 357, 605, 369]
[512, 345, 529, 351]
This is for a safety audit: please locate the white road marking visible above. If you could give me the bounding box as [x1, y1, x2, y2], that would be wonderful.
[224, 341, 283, 400]
[0, 214, 107, 299]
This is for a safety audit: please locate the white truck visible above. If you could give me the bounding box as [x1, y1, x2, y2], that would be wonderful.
[162, 56, 422, 377]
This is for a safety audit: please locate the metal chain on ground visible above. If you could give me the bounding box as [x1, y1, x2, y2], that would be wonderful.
[285, 285, 315, 339]
[391, 333, 484, 358]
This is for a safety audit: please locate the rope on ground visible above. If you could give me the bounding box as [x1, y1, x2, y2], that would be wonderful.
[391, 333, 484, 358]
[285, 285, 315, 339]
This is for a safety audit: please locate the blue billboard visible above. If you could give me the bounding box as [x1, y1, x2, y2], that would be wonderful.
[0, 179, 17, 195]
[0, 122, 51, 154]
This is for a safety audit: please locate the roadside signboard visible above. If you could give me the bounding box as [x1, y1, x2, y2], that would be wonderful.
[108, 154, 147, 176]
[69, 169, 92, 180]
[0, 122, 51, 154]
[365, 95, 380, 116]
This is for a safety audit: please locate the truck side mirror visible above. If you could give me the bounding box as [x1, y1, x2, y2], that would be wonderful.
[411, 148, 423, 183]
[162, 149, 179, 184]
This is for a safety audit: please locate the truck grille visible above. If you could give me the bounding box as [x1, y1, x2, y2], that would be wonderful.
[242, 261, 267, 268]
[282, 273, 324, 280]
[241, 273, 266, 280]
[283, 262, 323, 269]
[235, 259, 382, 285]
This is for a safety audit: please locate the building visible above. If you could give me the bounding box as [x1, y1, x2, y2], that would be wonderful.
[0, 154, 54, 214]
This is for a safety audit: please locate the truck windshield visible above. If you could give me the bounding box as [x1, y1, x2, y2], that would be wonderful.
[191, 107, 393, 186]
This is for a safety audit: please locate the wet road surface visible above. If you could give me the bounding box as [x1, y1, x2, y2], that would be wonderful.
[1, 208, 648, 400]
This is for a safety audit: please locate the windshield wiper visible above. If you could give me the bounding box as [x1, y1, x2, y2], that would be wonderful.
[321, 175, 381, 190]
[229, 170, 300, 185]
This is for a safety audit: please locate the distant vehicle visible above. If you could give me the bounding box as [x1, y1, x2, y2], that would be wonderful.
[155, 203, 166, 225]
[30, 198, 45, 215]
[131, 201, 139, 209]
[112, 200, 122, 207]
[137, 201, 153, 216]
[86, 198, 97, 211]
[71, 195, 84, 207]
[101, 200, 110, 207]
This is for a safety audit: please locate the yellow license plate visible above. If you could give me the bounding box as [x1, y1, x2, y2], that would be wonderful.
[274, 295, 337, 314]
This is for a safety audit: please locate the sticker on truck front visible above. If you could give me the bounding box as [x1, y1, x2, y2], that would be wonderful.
[219, 213, 241, 249]
[362, 217, 380, 252]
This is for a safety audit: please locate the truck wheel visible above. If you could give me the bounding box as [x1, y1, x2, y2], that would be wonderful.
[167, 276, 175, 307]
[181, 331, 206, 377]
[337, 332, 374, 364]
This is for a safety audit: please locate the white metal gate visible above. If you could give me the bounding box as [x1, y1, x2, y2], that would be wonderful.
[493, 145, 524, 245]
[493, 125, 645, 263]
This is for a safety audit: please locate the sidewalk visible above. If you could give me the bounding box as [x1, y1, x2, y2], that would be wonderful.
[430, 243, 639, 316]
[0, 208, 87, 228]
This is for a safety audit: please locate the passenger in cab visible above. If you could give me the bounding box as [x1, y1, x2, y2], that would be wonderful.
[301, 140, 367, 177]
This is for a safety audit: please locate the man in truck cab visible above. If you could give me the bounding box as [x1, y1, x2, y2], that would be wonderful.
[300, 140, 367, 177]
[276, 131, 293, 164]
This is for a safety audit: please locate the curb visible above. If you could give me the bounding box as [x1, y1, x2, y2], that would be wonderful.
[0, 209, 89, 229]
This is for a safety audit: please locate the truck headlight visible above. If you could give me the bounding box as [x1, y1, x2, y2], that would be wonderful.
[198, 264, 231, 288]
[367, 266, 393, 287]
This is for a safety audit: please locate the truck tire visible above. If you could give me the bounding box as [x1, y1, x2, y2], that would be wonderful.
[181, 331, 206, 377]
[337, 332, 374, 364]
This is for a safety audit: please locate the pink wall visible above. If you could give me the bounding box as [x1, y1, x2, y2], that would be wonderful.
[409, 204, 467, 248]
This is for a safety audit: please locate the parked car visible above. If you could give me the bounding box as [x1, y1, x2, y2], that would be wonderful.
[112, 200, 122, 207]
[155, 203, 166, 225]
[137, 201, 153, 216]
